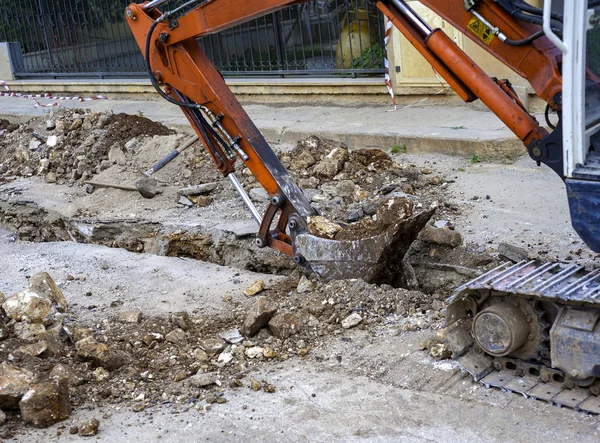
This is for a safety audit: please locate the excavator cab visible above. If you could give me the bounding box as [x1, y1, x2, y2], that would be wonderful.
[555, 0, 600, 252]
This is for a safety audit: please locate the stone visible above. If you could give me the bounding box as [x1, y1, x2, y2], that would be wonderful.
[306, 216, 342, 240]
[245, 346, 264, 359]
[165, 328, 186, 344]
[178, 182, 217, 196]
[498, 242, 531, 263]
[46, 119, 56, 130]
[217, 352, 233, 365]
[192, 348, 209, 362]
[401, 316, 430, 332]
[141, 332, 164, 346]
[13, 322, 46, 340]
[244, 280, 266, 297]
[296, 276, 314, 294]
[108, 145, 126, 165]
[19, 379, 70, 428]
[268, 312, 301, 339]
[219, 328, 243, 344]
[195, 195, 213, 207]
[45, 172, 57, 183]
[341, 313, 362, 329]
[178, 196, 194, 207]
[171, 312, 190, 330]
[289, 149, 316, 170]
[201, 338, 226, 356]
[312, 158, 344, 179]
[190, 372, 217, 388]
[75, 337, 129, 370]
[70, 326, 93, 343]
[125, 138, 139, 151]
[320, 180, 355, 199]
[420, 226, 463, 248]
[263, 347, 276, 358]
[2, 289, 54, 323]
[346, 208, 364, 223]
[93, 367, 110, 382]
[249, 187, 270, 203]
[311, 192, 331, 203]
[16, 341, 48, 357]
[46, 135, 58, 148]
[78, 418, 100, 436]
[350, 148, 392, 171]
[250, 378, 261, 391]
[429, 343, 452, 360]
[243, 296, 278, 337]
[117, 311, 142, 324]
[0, 363, 35, 409]
[50, 364, 85, 387]
[433, 220, 453, 229]
[362, 199, 379, 216]
[0, 409, 5, 425]
[376, 197, 414, 227]
[29, 139, 42, 151]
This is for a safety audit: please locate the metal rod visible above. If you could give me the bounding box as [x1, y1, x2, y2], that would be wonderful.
[228, 173, 262, 225]
[143, 0, 173, 11]
[390, 0, 432, 38]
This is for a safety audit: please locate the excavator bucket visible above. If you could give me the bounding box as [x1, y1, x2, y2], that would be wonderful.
[293, 209, 434, 284]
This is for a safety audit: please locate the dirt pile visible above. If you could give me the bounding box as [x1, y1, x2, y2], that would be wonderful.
[0, 269, 445, 436]
[0, 109, 174, 184]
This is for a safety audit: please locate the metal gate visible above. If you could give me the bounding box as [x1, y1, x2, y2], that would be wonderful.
[0, 0, 385, 78]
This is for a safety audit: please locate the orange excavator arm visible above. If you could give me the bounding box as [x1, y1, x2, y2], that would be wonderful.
[125, 0, 565, 274]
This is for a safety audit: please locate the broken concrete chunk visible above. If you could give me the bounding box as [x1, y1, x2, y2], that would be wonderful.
[108, 145, 126, 165]
[219, 328, 243, 344]
[50, 364, 85, 387]
[307, 216, 342, 240]
[189, 372, 217, 388]
[2, 289, 54, 323]
[376, 197, 414, 228]
[19, 379, 70, 428]
[296, 276, 315, 294]
[0, 363, 36, 409]
[245, 346, 264, 359]
[178, 182, 217, 196]
[243, 296, 278, 337]
[117, 311, 142, 324]
[178, 196, 194, 207]
[420, 225, 463, 248]
[201, 338, 226, 356]
[165, 328, 186, 344]
[268, 312, 301, 339]
[192, 348, 209, 362]
[498, 242, 531, 263]
[244, 280, 266, 297]
[171, 312, 191, 330]
[341, 313, 363, 329]
[429, 343, 452, 360]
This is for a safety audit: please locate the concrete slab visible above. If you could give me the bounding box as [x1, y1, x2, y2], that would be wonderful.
[0, 93, 537, 161]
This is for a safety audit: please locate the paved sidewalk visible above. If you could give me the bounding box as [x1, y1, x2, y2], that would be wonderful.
[0, 94, 532, 160]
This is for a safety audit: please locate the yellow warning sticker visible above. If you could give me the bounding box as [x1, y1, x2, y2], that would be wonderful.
[468, 17, 495, 46]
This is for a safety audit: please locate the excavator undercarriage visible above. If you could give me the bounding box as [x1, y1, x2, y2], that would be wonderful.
[126, 0, 600, 412]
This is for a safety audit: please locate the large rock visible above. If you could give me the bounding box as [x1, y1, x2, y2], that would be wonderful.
[19, 379, 70, 428]
[320, 180, 355, 199]
[28, 272, 68, 312]
[2, 289, 54, 323]
[289, 150, 316, 170]
[75, 337, 129, 370]
[0, 363, 35, 409]
[420, 226, 463, 248]
[376, 197, 414, 228]
[243, 296, 278, 337]
[268, 313, 301, 339]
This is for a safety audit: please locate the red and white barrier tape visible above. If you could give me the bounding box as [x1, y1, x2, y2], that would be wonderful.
[0, 80, 108, 108]
[383, 20, 397, 111]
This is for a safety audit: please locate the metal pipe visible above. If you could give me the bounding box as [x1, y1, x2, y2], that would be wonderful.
[228, 173, 262, 225]
[143, 0, 173, 11]
[390, 0, 432, 38]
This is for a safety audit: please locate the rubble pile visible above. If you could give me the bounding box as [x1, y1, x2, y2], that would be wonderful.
[0, 109, 174, 184]
[0, 269, 446, 435]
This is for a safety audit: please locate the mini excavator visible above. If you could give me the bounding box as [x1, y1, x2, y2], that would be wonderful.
[125, 0, 600, 412]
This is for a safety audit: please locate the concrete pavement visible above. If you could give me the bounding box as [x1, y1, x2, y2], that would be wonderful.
[0, 93, 534, 160]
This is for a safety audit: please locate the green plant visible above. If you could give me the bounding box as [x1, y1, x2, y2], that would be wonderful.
[457, 167, 466, 172]
[137, 110, 144, 117]
[470, 153, 481, 164]
[391, 144, 407, 154]
[352, 43, 385, 70]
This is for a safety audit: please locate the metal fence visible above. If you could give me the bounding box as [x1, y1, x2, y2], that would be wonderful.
[0, 0, 385, 78]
